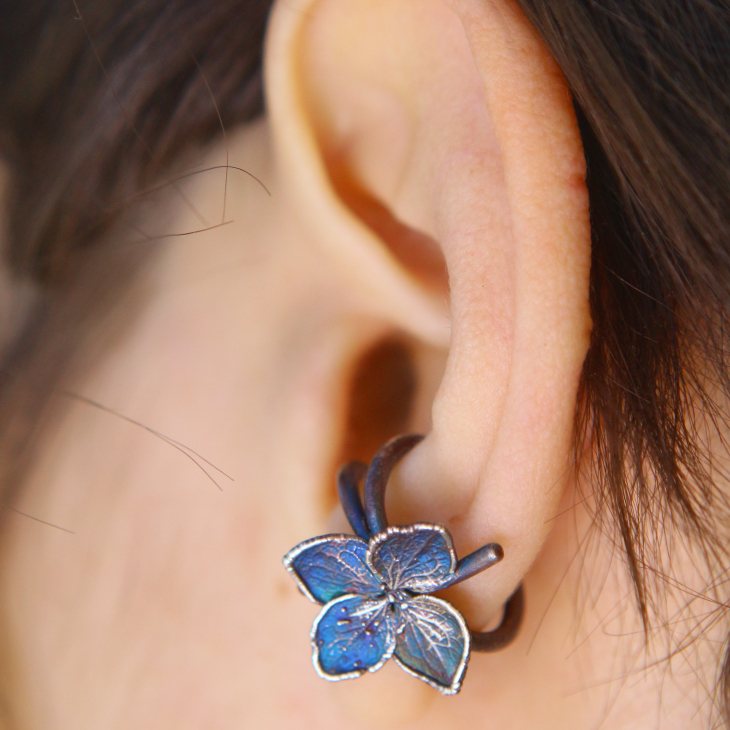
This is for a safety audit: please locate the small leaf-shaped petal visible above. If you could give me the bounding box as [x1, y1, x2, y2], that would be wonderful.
[394, 595, 470, 694]
[284, 535, 382, 604]
[367, 524, 456, 592]
[311, 595, 396, 680]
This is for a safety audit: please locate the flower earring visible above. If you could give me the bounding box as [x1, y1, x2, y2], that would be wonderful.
[283, 434, 524, 695]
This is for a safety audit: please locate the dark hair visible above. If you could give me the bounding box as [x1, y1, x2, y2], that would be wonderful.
[1, 0, 730, 721]
[517, 0, 730, 716]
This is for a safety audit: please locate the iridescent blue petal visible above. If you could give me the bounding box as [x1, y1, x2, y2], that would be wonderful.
[394, 595, 470, 694]
[284, 535, 382, 604]
[367, 524, 456, 592]
[312, 595, 396, 679]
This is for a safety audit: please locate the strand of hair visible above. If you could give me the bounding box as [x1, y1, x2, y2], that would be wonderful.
[190, 53, 230, 225]
[3, 506, 75, 535]
[60, 391, 233, 489]
[70, 0, 210, 227]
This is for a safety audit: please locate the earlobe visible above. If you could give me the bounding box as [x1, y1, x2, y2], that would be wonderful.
[266, 0, 590, 648]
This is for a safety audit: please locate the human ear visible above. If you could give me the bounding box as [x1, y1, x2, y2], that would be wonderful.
[266, 0, 590, 654]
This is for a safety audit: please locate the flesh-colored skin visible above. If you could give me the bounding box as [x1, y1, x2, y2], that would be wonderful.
[0, 1, 722, 728]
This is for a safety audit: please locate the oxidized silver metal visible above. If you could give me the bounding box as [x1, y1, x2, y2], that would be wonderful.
[283, 434, 524, 695]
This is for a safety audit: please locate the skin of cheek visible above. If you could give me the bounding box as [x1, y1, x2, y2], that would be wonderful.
[0, 124, 724, 730]
[0, 122, 355, 728]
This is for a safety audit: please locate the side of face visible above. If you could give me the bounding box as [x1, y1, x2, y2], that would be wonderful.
[0, 1, 722, 728]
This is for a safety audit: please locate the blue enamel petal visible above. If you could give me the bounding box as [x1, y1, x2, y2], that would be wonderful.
[284, 535, 382, 604]
[312, 595, 396, 679]
[367, 524, 456, 592]
[394, 595, 470, 694]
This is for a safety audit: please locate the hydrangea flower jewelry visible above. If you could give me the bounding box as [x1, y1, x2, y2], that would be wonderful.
[283, 434, 524, 695]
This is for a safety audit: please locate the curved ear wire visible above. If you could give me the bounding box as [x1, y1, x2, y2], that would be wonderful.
[471, 584, 523, 652]
[363, 435, 504, 586]
[363, 434, 424, 534]
[356, 433, 523, 652]
[337, 461, 370, 540]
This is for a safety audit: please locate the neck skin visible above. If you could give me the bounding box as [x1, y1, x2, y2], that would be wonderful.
[0, 119, 721, 730]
